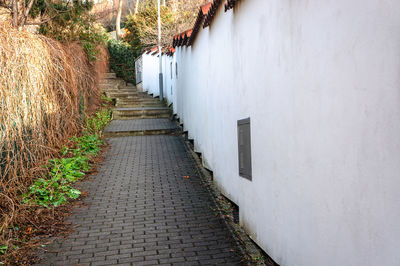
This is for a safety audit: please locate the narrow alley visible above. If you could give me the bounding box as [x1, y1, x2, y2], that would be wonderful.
[36, 73, 245, 265]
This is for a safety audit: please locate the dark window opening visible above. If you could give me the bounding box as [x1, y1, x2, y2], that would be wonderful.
[237, 117, 252, 180]
[170, 62, 173, 79]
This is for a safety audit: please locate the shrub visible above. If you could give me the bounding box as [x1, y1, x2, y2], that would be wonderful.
[86, 109, 112, 136]
[36, 0, 109, 61]
[124, 2, 175, 49]
[107, 39, 137, 83]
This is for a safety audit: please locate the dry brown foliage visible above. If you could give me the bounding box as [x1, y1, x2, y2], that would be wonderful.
[0, 21, 108, 261]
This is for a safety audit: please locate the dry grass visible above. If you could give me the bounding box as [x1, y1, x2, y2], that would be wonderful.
[0, 21, 108, 252]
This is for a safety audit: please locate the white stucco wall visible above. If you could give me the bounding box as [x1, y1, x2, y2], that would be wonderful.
[143, 0, 400, 265]
[142, 53, 159, 96]
[142, 53, 175, 104]
[162, 55, 175, 106]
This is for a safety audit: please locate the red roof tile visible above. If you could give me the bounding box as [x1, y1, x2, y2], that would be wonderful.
[171, 0, 246, 48]
[145, 46, 159, 54]
[204, 0, 223, 28]
[173, 29, 194, 47]
[225, 0, 242, 11]
[166, 46, 176, 56]
[201, 2, 212, 15]
[186, 2, 213, 46]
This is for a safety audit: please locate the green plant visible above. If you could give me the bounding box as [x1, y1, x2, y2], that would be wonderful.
[48, 157, 88, 182]
[23, 176, 81, 208]
[61, 135, 103, 157]
[22, 151, 91, 207]
[82, 40, 98, 62]
[22, 155, 88, 208]
[124, 3, 175, 50]
[36, 0, 108, 61]
[253, 255, 265, 262]
[22, 155, 88, 207]
[0, 245, 7, 255]
[22, 136, 101, 208]
[75, 135, 103, 156]
[86, 109, 112, 136]
[107, 39, 137, 83]
[22, 107, 110, 208]
[79, 24, 109, 61]
[101, 94, 113, 103]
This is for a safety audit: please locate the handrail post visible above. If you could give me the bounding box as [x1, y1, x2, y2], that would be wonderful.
[157, 0, 164, 101]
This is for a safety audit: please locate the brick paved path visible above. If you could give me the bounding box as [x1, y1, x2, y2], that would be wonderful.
[37, 74, 244, 265]
[105, 119, 177, 133]
[38, 136, 243, 265]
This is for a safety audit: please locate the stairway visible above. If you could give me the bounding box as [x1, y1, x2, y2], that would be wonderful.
[102, 73, 178, 137]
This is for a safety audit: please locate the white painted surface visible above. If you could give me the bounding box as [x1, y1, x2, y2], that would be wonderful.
[142, 53, 175, 105]
[162, 55, 175, 106]
[141, 0, 400, 265]
[142, 53, 159, 96]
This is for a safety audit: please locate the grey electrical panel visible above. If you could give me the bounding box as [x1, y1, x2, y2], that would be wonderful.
[237, 117, 252, 180]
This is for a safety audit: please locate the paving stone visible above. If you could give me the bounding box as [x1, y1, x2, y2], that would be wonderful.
[115, 106, 170, 111]
[35, 77, 244, 265]
[105, 119, 177, 133]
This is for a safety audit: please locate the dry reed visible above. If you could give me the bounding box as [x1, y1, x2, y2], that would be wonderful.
[0, 21, 108, 246]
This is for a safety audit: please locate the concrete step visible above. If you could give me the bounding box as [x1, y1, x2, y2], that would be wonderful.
[100, 83, 119, 89]
[102, 89, 139, 94]
[113, 106, 171, 113]
[100, 79, 125, 86]
[116, 98, 162, 104]
[117, 95, 160, 100]
[100, 84, 120, 92]
[113, 113, 171, 119]
[105, 73, 116, 79]
[106, 93, 139, 98]
[113, 107, 171, 119]
[109, 90, 143, 95]
[104, 119, 179, 137]
[120, 85, 138, 90]
[116, 102, 165, 108]
[104, 93, 140, 98]
[104, 128, 178, 137]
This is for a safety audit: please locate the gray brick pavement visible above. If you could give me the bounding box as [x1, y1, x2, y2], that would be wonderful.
[36, 135, 244, 265]
[115, 107, 170, 111]
[105, 119, 177, 133]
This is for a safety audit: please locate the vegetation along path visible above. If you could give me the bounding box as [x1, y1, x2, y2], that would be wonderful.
[36, 73, 245, 265]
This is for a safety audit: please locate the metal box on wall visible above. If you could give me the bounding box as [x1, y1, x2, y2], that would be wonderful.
[237, 117, 252, 180]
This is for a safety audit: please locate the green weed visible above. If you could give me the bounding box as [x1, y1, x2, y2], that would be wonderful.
[71, 135, 103, 156]
[23, 177, 81, 208]
[48, 157, 88, 182]
[0, 246, 7, 255]
[86, 109, 112, 135]
[101, 94, 113, 103]
[22, 107, 111, 208]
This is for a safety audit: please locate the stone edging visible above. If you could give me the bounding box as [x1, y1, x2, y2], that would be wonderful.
[181, 136, 269, 266]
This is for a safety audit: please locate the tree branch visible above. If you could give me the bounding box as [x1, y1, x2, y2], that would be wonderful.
[11, 0, 18, 27]
[0, 3, 11, 9]
[20, 0, 35, 27]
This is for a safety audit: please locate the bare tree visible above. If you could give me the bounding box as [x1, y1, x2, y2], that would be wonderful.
[1, 0, 63, 28]
[20, 0, 35, 27]
[129, 0, 207, 48]
[115, 0, 123, 39]
[134, 0, 139, 15]
[11, 0, 17, 26]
